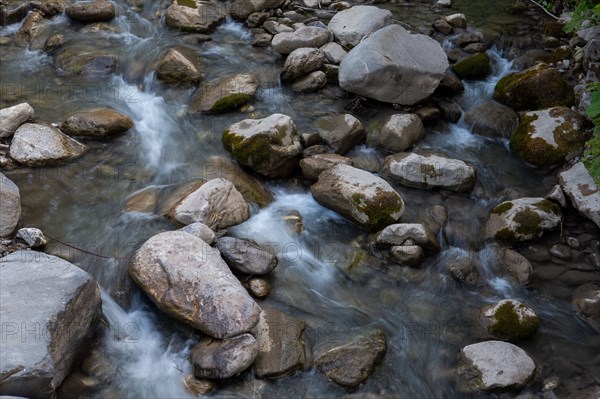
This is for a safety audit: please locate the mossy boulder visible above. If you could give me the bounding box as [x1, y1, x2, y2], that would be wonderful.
[189, 73, 259, 114]
[493, 64, 574, 111]
[509, 106, 588, 168]
[311, 164, 405, 231]
[452, 53, 491, 80]
[223, 113, 302, 178]
[480, 299, 540, 342]
[485, 197, 562, 243]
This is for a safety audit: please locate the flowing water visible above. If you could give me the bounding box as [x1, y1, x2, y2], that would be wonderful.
[1, 0, 599, 398]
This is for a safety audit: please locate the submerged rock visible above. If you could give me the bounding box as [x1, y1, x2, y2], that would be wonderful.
[61, 108, 134, 138]
[480, 299, 540, 341]
[327, 5, 393, 47]
[558, 162, 600, 229]
[0, 173, 21, 237]
[54, 48, 117, 76]
[190, 333, 258, 379]
[189, 73, 259, 114]
[571, 282, 600, 333]
[0, 103, 34, 138]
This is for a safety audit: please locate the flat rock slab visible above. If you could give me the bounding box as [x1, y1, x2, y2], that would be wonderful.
[559, 162, 600, 229]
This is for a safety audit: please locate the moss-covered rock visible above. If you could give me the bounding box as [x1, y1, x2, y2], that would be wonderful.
[481, 299, 540, 342]
[189, 74, 259, 114]
[452, 53, 491, 80]
[509, 106, 589, 167]
[493, 64, 574, 111]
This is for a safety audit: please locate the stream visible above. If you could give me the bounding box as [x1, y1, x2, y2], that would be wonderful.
[1, 0, 599, 398]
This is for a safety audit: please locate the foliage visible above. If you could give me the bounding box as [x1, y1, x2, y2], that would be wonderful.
[564, 0, 600, 33]
[583, 82, 600, 184]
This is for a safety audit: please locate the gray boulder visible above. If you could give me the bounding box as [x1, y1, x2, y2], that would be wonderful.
[291, 71, 327, 92]
[320, 42, 347, 64]
[61, 108, 133, 138]
[0, 103, 34, 138]
[558, 162, 600, 228]
[281, 48, 326, 83]
[0, 251, 101, 398]
[327, 5, 393, 47]
[367, 113, 425, 152]
[216, 237, 278, 275]
[313, 113, 365, 154]
[179, 222, 216, 245]
[271, 26, 332, 54]
[190, 333, 258, 379]
[0, 173, 20, 237]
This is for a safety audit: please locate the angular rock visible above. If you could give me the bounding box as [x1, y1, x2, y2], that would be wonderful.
[65, 1, 116, 22]
[291, 71, 327, 92]
[281, 48, 326, 83]
[546, 184, 567, 208]
[375, 223, 440, 253]
[0, 251, 101, 398]
[327, 5, 392, 47]
[558, 162, 600, 228]
[129, 231, 261, 338]
[339, 25, 449, 105]
[433, 18, 453, 35]
[493, 64, 574, 111]
[458, 340, 535, 392]
[485, 198, 562, 243]
[0, 173, 21, 237]
[230, 0, 284, 21]
[300, 153, 352, 180]
[9, 123, 86, 167]
[61, 108, 133, 138]
[179, 222, 216, 245]
[154, 48, 202, 86]
[313, 113, 365, 154]
[311, 164, 405, 230]
[271, 26, 332, 54]
[190, 333, 258, 379]
[16, 11, 45, 46]
[216, 237, 278, 275]
[320, 42, 347, 64]
[444, 13, 466, 28]
[168, 178, 250, 229]
[381, 152, 476, 192]
[510, 106, 587, 167]
[315, 329, 387, 389]
[16, 227, 47, 248]
[390, 245, 424, 266]
[464, 101, 518, 139]
[0, 103, 34, 138]
[165, 2, 226, 33]
[223, 113, 302, 178]
[189, 73, 259, 114]
[367, 113, 424, 152]
[571, 282, 600, 333]
[480, 299, 540, 341]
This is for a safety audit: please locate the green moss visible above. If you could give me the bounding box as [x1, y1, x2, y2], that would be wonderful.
[351, 189, 404, 231]
[223, 130, 271, 171]
[420, 163, 437, 180]
[176, 0, 197, 8]
[492, 202, 513, 214]
[494, 227, 518, 243]
[489, 302, 540, 341]
[513, 209, 542, 237]
[534, 199, 561, 215]
[208, 93, 251, 114]
[510, 113, 564, 166]
[583, 133, 600, 185]
[348, 251, 364, 272]
[452, 53, 491, 80]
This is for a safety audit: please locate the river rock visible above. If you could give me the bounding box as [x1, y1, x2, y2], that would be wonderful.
[253, 307, 307, 378]
[311, 164, 405, 230]
[247, 278, 270, 297]
[129, 231, 261, 338]
[291, 71, 327, 92]
[53, 48, 117, 76]
[464, 101, 518, 139]
[300, 153, 352, 180]
[271, 26, 332, 54]
[493, 64, 574, 111]
[458, 340, 536, 392]
[558, 162, 600, 228]
[0, 1, 29, 25]
[485, 198, 562, 243]
[0, 173, 21, 237]
[190, 333, 258, 379]
[381, 152, 476, 192]
[179, 222, 216, 245]
[495, 247, 533, 286]
[327, 5, 392, 47]
[571, 282, 600, 333]
[375, 223, 440, 253]
[9, 123, 86, 167]
[16, 227, 47, 247]
[366, 113, 425, 152]
[313, 113, 365, 154]
[61, 108, 133, 138]
[168, 178, 250, 229]
[339, 25, 449, 105]
[165, 2, 226, 33]
[65, 1, 115, 22]
[154, 48, 202, 86]
[315, 329, 387, 389]
[0, 103, 34, 138]
[216, 237, 278, 275]
[546, 184, 567, 208]
[189, 73, 259, 114]
[16, 11, 44, 46]
[223, 113, 302, 178]
[480, 299, 540, 341]
[390, 245, 424, 266]
[452, 53, 491, 80]
[320, 42, 347, 64]
[281, 48, 326, 83]
[0, 251, 101, 398]
[230, 0, 284, 21]
[509, 106, 587, 167]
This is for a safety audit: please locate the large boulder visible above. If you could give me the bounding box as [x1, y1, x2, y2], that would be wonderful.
[493, 64, 574, 111]
[61, 108, 133, 138]
[558, 162, 600, 228]
[464, 101, 518, 139]
[381, 152, 476, 192]
[571, 282, 600, 333]
[281, 48, 326, 83]
[168, 178, 250, 229]
[154, 48, 202, 86]
[271, 26, 332, 54]
[339, 25, 449, 105]
[189, 74, 259, 114]
[509, 106, 588, 167]
[485, 198, 562, 243]
[165, 2, 226, 33]
[230, 0, 284, 21]
[311, 164, 405, 230]
[366, 113, 425, 152]
[216, 237, 278, 275]
[327, 5, 393, 47]
[458, 341, 536, 392]
[0, 103, 34, 138]
[128, 231, 261, 338]
[9, 123, 86, 167]
[190, 333, 258, 379]
[315, 329, 387, 389]
[0, 173, 21, 237]
[223, 113, 302, 178]
[313, 113, 365, 154]
[479, 299, 540, 342]
[65, 1, 116, 22]
[0, 251, 101, 398]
